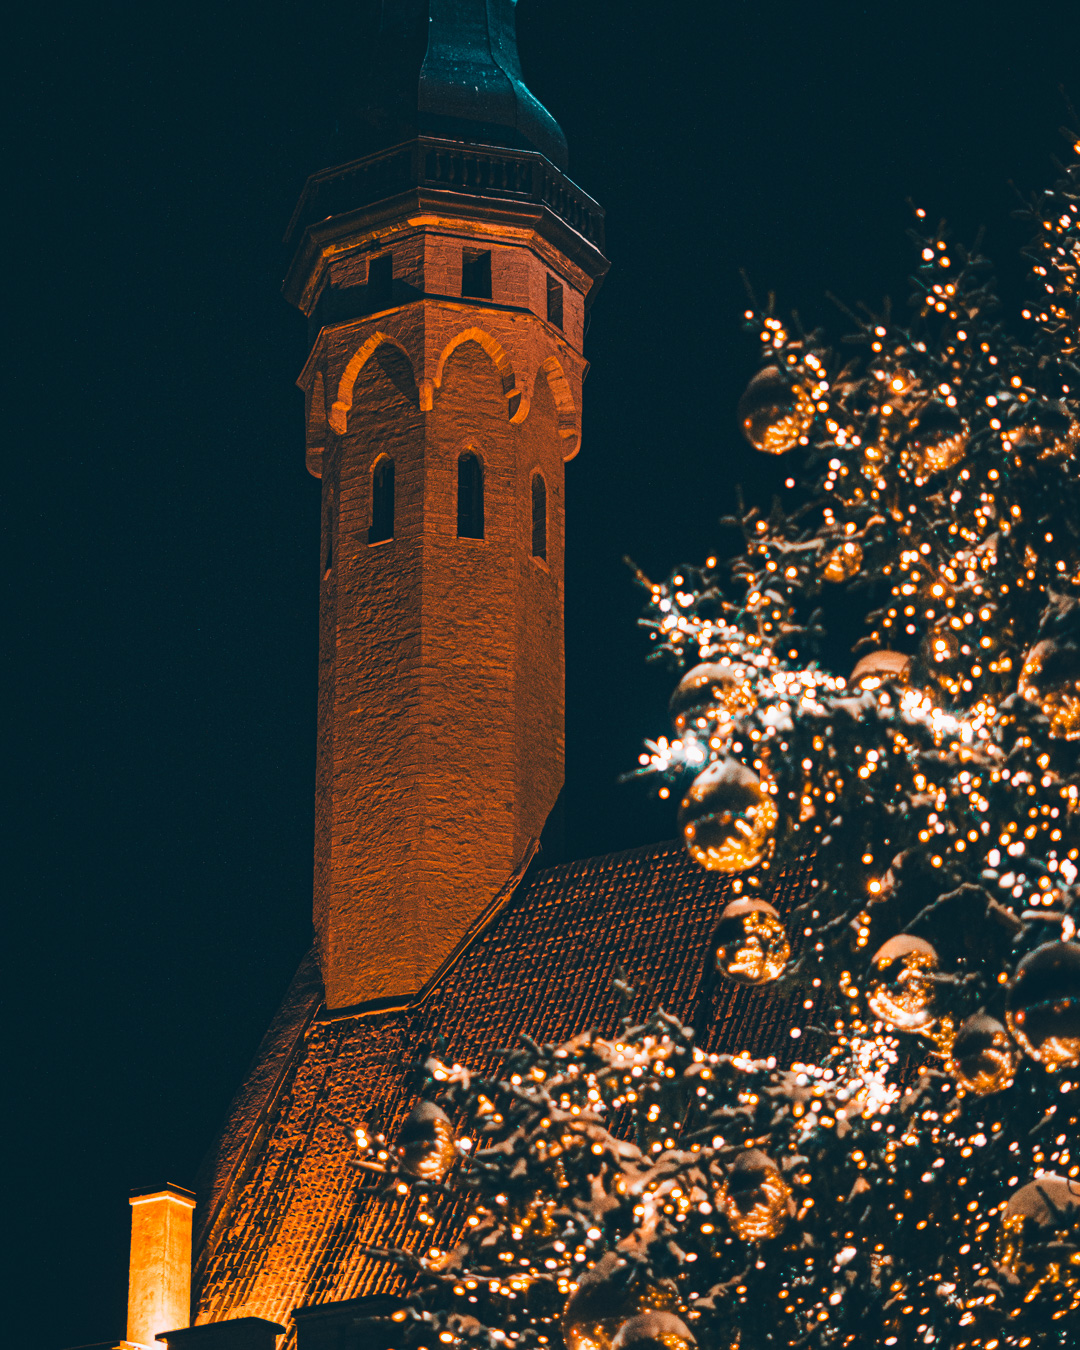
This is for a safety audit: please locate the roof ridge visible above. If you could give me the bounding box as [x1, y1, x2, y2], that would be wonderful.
[528, 836, 681, 884]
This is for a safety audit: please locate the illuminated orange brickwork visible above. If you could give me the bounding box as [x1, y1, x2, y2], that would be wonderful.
[294, 209, 602, 1011]
[126, 1185, 195, 1346]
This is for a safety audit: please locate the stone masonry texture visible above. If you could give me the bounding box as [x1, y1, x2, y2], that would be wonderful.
[302, 217, 588, 1010]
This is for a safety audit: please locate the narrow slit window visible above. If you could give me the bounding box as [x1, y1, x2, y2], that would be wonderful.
[367, 253, 393, 310]
[531, 473, 547, 561]
[462, 249, 492, 299]
[457, 453, 484, 539]
[369, 457, 395, 543]
[323, 534, 333, 577]
[546, 274, 563, 329]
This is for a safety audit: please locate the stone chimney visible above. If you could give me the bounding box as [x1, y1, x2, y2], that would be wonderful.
[125, 1185, 195, 1347]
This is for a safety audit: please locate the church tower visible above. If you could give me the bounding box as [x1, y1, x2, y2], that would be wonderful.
[289, 0, 608, 1011]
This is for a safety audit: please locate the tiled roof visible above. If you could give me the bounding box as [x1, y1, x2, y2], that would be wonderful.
[193, 840, 810, 1337]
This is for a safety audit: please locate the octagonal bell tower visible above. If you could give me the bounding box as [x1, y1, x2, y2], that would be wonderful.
[287, 0, 608, 1011]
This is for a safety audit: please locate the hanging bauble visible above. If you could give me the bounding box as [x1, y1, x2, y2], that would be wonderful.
[611, 1312, 697, 1350]
[850, 650, 911, 690]
[669, 660, 754, 735]
[737, 365, 815, 454]
[720, 1149, 794, 1241]
[678, 759, 778, 872]
[1007, 398, 1079, 459]
[867, 934, 940, 1032]
[713, 898, 790, 985]
[396, 1101, 457, 1182]
[948, 1013, 1017, 1094]
[1019, 639, 1080, 740]
[821, 539, 863, 583]
[996, 1175, 1080, 1302]
[562, 1253, 678, 1350]
[1005, 941, 1080, 1070]
[907, 401, 968, 475]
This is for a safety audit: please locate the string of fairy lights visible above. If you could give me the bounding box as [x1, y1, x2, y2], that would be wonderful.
[344, 136, 1080, 1350]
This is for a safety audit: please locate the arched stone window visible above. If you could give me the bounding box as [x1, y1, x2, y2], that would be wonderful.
[369, 456, 395, 543]
[531, 472, 547, 561]
[457, 452, 484, 539]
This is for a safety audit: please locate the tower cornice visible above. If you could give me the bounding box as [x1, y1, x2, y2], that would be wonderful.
[283, 137, 607, 313]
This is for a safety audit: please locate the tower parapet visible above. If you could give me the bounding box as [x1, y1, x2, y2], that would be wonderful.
[287, 0, 608, 1010]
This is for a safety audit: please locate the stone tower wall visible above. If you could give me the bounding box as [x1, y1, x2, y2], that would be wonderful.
[299, 222, 588, 1009]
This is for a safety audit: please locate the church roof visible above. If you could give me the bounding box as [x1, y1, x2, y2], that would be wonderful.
[192, 840, 811, 1335]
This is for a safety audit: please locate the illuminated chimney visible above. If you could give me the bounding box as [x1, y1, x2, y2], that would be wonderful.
[126, 1185, 196, 1347]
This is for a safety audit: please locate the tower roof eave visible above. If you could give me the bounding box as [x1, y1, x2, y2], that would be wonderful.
[281, 137, 608, 314]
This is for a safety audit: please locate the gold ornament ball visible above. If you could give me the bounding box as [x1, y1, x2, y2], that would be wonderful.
[669, 660, 754, 735]
[720, 1148, 794, 1242]
[737, 365, 815, 455]
[713, 898, 790, 985]
[907, 400, 968, 475]
[1006, 941, 1080, 1070]
[1019, 639, 1080, 740]
[396, 1101, 457, 1182]
[996, 1174, 1080, 1305]
[821, 539, 863, 583]
[562, 1254, 678, 1350]
[867, 934, 940, 1032]
[850, 649, 911, 690]
[611, 1312, 697, 1350]
[678, 758, 778, 873]
[948, 1013, 1017, 1094]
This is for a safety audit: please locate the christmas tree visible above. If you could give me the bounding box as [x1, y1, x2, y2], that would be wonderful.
[352, 131, 1080, 1349]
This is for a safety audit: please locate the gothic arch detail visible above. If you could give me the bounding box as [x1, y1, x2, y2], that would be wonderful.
[368, 453, 395, 543]
[330, 332, 416, 434]
[457, 449, 484, 539]
[537, 355, 580, 458]
[431, 327, 522, 414]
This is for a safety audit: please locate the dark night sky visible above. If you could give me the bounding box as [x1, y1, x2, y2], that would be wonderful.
[9, 3, 1077, 1345]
